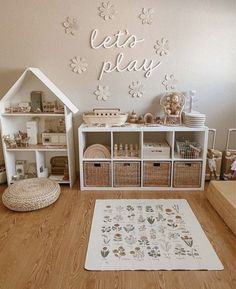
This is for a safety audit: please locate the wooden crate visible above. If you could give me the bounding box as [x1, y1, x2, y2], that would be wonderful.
[84, 162, 111, 187]
[173, 161, 202, 188]
[143, 161, 171, 187]
[143, 142, 170, 159]
[114, 162, 140, 187]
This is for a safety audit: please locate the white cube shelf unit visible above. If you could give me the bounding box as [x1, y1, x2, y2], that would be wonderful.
[0, 67, 79, 187]
[78, 124, 208, 191]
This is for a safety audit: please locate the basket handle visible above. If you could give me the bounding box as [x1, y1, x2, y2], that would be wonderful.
[208, 128, 216, 150]
[226, 128, 236, 151]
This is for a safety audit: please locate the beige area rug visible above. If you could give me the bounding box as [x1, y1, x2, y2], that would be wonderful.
[85, 199, 223, 271]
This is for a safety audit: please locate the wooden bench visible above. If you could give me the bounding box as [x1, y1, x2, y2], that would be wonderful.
[206, 181, 236, 235]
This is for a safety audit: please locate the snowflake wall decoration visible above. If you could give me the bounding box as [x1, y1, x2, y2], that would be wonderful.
[154, 38, 169, 56]
[162, 74, 177, 91]
[94, 85, 111, 101]
[129, 81, 145, 98]
[98, 2, 116, 21]
[139, 8, 154, 25]
[70, 57, 88, 74]
[62, 17, 79, 35]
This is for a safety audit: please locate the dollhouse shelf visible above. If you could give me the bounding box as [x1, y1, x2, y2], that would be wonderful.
[0, 67, 79, 187]
[6, 144, 67, 151]
[78, 123, 208, 191]
[10, 179, 70, 185]
[2, 113, 64, 117]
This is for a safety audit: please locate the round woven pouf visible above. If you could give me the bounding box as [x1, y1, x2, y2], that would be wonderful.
[2, 178, 61, 212]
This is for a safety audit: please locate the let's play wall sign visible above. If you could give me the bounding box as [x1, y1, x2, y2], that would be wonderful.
[90, 29, 162, 80]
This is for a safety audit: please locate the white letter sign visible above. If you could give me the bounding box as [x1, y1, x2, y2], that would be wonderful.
[90, 28, 162, 79]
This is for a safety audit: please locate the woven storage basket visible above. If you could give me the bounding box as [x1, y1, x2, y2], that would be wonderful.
[114, 161, 140, 187]
[143, 161, 171, 187]
[173, 161, 202, 188]
[84, 161, 111, 187]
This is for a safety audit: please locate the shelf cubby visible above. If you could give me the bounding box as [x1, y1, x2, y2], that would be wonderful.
[143, 131, 173, 160]
[6, 151, 36, 183]
[174, 131, 205, 160]
[113, 131, 141, 159]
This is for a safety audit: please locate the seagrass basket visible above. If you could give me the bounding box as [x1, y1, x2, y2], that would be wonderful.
[173, 161, 202, 188]
[84, 162, 111, 187]
[113, 161, 140, 187]
[143, 161, 171, 187]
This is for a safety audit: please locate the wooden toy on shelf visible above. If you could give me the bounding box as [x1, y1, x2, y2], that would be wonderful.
[113, 143, 139, 158]
[42, 101, 57, 113]
[3, 131, 30, 148]
[83, 108, 128, 126]
[18, 102, 31, 113]
[222, 128, 236, 180]
[50, 156, 69, 180]
[205, 129, 222, 181]
[43, 101, 65, 114]
[2, 135, 17, 148]
[14, 131, 30, 147]
[128, 111, 139, 124]
[4, 106, 19, 113]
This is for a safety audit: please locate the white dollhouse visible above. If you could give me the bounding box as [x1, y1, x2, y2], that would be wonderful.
[0, 67, 79, 187]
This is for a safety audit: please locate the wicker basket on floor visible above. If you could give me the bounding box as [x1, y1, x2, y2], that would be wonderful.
[114, 162, 140, 187]
[143, 161, 171, 187]
[84, 162, 111, 187]
[173, 161, 202, 188]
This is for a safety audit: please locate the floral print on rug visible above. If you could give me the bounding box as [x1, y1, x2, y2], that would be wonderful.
[85, 199, 223, 271]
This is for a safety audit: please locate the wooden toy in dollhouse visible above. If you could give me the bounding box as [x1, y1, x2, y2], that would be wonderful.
[42, 101, 64, 114]
[2, 131, 30, 149]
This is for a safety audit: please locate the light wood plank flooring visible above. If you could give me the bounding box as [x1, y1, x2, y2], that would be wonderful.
[0, 182, 235, 289]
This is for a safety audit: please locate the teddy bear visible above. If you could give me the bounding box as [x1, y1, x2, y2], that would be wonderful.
[165, 93, 182, 116]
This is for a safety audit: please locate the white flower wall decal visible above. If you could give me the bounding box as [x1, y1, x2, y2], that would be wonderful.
[70, 57, 88, 74]
[129, 81, 145, 98]
[98, 2, 116, 21]
[62, 17, 79, 35]
[139, 8, 154, 25]
[154, 38, 169, 56]
[94, 85, 111, 101]
[162, 74, 177, 91]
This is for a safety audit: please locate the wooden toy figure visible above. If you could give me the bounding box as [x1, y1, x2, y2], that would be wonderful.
[230, 159, 236, 178]
[207, 149, 217, 180]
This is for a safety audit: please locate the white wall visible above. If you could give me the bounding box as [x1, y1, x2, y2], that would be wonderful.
[0, 0, 235, 153]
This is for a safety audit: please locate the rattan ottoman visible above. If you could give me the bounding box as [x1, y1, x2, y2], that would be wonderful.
[2, 178, 61, 212]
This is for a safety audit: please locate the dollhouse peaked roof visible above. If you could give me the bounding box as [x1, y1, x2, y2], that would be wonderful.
[1, 67, 79, 114]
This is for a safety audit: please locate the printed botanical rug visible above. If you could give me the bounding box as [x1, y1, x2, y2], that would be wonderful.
[85, 199, 223, 271]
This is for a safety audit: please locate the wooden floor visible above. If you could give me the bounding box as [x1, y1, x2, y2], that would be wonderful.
[0, 182, 235, 289]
